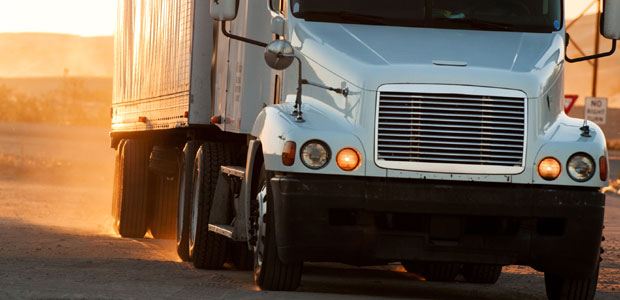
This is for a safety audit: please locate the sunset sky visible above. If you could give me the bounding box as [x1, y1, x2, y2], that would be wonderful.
[0, 0, 600, 37]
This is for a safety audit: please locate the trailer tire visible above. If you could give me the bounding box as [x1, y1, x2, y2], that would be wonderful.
[253, 166, 303, 291]
[150, 174, 179, 239]
[112, 140, 126, 226]
[462, 264, 502, 284]
[189, 142, 233, 269]
[402, 261, 461, 282]
[115, 139, 151, 238]
[176, 141, 201, 261]
[230, 241, 254, 271]
[544, 262, 599, 300]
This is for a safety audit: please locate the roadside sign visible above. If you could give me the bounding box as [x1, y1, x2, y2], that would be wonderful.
[564, 94, 578, 114]
[585, 97, 608, 125]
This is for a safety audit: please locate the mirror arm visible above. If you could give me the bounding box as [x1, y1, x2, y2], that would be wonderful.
[292, 56, 305, 122]
[566, 39, 617, 63]
[221, 21, 268, 48]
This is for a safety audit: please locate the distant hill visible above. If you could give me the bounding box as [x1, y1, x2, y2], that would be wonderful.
[0, 33, 112, 78]
[0, 16, 616, 102]
[0, 77, 111, 98]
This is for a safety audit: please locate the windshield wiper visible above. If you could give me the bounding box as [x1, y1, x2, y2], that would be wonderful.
[298, 11, 390, 25]
[434, 17, 514, 31]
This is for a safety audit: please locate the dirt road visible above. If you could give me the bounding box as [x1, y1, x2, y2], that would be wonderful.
[0, 122, 618, 299]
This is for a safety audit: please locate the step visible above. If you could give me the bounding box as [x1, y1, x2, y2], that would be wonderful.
[208, 224, 234, 239]
[221, 165, 245, 178]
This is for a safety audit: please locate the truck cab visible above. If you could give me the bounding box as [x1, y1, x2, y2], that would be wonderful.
[111, 0, 620, 298]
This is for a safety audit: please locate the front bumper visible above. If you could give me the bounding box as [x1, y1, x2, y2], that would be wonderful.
[270, 173, 605, 277]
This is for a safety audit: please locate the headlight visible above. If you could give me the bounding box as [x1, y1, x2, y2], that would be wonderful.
[300, 140, 330, 170]
[538, 157, 561, 181]
[567, 153, 595, 182]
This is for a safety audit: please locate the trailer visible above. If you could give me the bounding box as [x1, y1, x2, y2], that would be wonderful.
[111, 0, 620, 298]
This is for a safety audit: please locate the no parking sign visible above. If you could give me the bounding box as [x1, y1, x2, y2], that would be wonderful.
[585, 97, 608, 125]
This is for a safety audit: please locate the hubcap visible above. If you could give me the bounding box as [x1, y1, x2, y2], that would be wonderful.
[253, 183, 268, 281]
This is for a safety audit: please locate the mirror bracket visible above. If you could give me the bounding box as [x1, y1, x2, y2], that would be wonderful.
[221, 21, 267, 48]
[566, 33, 617, 63]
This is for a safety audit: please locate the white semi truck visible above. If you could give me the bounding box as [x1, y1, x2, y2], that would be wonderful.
[111, 0, 620, 298]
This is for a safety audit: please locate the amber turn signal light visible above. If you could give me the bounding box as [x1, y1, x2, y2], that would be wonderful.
[282, 141, 296, 166]
[538, 157, 561, 181]
[600, 156, 608, 181]
[336, 148, 361, 171]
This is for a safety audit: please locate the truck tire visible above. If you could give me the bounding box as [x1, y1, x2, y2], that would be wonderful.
[150, 174, 179, 239]
[189, 142, 233, 269]
[544, 263, 599, 300]
[253, 167, 303, 291]
[112, 140, 126, 224]
[462, 264, 502, 284]
[402, 261, 461, 282]
[230, 241, 254, 271]
[115, 139, 151, 238]
[176, 141, 201, 261]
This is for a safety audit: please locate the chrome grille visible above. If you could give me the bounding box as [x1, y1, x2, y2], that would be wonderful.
[377, 91, 526, 168]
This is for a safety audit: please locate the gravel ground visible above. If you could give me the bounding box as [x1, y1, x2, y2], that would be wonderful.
[0, 122, 618, 299]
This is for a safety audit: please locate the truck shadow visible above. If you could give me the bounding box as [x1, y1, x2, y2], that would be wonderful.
[299, 263, 544, 300]
[0, 217, 617, 300]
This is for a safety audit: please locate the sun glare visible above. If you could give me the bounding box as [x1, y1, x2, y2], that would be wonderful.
[0, 0, 116, 37]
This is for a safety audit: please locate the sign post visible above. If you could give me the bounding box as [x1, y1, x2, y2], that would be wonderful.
[585, 97, 608, 125]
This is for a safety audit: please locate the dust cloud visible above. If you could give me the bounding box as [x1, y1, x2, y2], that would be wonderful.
[0, 123, 116, 235]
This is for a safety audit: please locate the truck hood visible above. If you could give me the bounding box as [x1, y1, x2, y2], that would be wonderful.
[291, 21, 564, 98]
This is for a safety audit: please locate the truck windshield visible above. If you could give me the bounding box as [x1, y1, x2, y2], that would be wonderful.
[290, 0, 562, 33]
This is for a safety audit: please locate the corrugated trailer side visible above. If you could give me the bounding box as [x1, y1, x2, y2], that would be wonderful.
[112, 0, 213, 133]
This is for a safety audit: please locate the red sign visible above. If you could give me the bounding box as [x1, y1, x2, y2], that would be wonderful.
[564, 94, 578, 114]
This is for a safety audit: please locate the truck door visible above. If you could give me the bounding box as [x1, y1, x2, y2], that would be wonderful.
[221, 0, 278, 133]
[270, 0, 286, 105]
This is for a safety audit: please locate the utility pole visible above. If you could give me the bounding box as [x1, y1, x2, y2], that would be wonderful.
[592, 0, 601, 97]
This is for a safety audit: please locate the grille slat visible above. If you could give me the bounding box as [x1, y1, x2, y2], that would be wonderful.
[378, 141, 523, 150]
[378, 116, 524, 126]
[378, 122, 525, 133]
[379, 99, 524, 110]
[380, 105, 524, 115]
[379, 145, 523, 154]
[377, 90, 526, 168]
[379, 110, 524, 121]
[380, 128, 523, 141]
[380, 93, 525, 104]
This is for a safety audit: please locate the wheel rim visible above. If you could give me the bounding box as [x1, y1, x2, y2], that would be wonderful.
[253, 183, 268, 282]
[189, 163, 201, 256]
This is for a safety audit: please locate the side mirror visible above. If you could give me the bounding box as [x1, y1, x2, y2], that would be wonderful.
[602, 0, 620, 40]
[210, 0, 238, 21]
[264, 40, 295, 70]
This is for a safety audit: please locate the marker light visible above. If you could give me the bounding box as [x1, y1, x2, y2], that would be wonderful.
[282, 141, 296, 166]
[538, 157, 561, 181]
[336, 148, 361, 171]
[300, 140, 330, 170]
[567, 153, 595, 182]
[600, 156, 608, 181]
